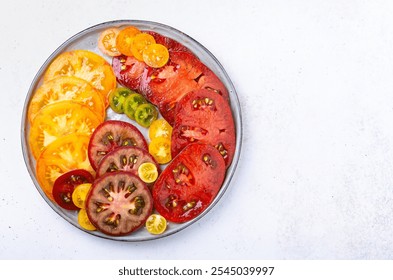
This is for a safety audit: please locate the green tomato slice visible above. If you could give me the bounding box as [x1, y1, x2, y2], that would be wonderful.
[109, 87, 133, 114]
[135, 103, 158, 128]
[124, 93, 147, 120]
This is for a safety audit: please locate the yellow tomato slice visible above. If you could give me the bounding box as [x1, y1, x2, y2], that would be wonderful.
[98, 28, 121, 57]
[36, 134, 94, 201]
[116, 26, 141, 56]
[43, 50, 117, 104]
[146, 214, 167, 235]
[138, 162, 158, 183]
[143, 43, 169, 68]
[148, 119, 173, 141]
[131, 33, 156, 61]
[29, 101, 102, 159]
[72, 183, 92, 209]
[78, 208, 96, 231]
[28, 76, 105, 123]
[148, 137, 172, 164]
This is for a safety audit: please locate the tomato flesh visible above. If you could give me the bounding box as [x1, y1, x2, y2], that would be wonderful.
[86, 171, 153, 236]
[124, 93, 147, 120]
[88, 120, 148, 170]
[52, 169, 94, 210]
[171, 89, 236, 168]
[134, 103, 158, 128]
[152, 143, 225, 223]
[108, 87, 133, 114]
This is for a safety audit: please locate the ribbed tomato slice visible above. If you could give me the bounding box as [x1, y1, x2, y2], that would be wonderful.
[171, 89, 236, 168]
[152, 143, 225, 223]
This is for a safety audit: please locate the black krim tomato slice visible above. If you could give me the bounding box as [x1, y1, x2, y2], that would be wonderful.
[86, 171, 153, 236]
[96, 146, 160, 178]
[52, 169, 94, 210]
[171, 89, 236, 168]
[88, 120, 148, 170]
[152, 143, 225, 223]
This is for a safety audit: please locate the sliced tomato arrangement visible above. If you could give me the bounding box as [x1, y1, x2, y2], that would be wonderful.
[152, 143, 226, 223]
[88, 120, 148, 170]
[86, 171, 153, 236]
[171, 89, 236, 167]
[96, 146, 159, 178]
[52, 169, 94, 210]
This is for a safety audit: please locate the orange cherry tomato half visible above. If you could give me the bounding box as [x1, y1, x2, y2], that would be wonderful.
[116, 26, 141, 56]
[131, 33, 156, 61]
[98, 28, 121, 57]
[143, 43, 169, 68]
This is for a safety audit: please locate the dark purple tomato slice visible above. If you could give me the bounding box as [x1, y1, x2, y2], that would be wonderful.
[52, 169, 94, 210]
[152, 143, 225, 223]
[96, 146, 160, 178]
[88, 120, 148, 170]
[86, 171, 153, 236]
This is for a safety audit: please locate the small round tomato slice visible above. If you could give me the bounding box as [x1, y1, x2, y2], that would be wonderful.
[149, 136, 171, 164]
[108, 87, 133, 114]
[138, 162, 158, 184]
[88, 120, 148, 170]
[145, 214, 167, 235]
[124, 93, 147, 120]
[135, 103, 158, 128]
[152, 143, 225, 223]
[131, 33, 156, 61]
[36, 134, 94, 201]
[116, 26, 141, 56]
[72, 183, 92, 209]
[28, 76, 105, 123]
[143, 43, 169, 68]
[86, 171, 153, 236]
[78, 208, 96, 231]
[98, 28, 121, 56]
[96, 146, 160, 179]
[149, 119, 172, 140]
[52, 169, 94, 210]
[44, 50, 117, 104]
[29, 101, 102, 159]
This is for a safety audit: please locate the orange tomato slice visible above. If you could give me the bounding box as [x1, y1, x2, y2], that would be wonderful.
[43, 50, 116, 104]
[36, 134, 93, 201]
[28, 76, 105, 123]
[29, 101, 102, 159]
[98, 28, 121, 57]
[131, 33, 156, 61]
[116, 26, 141, 56]
[143, 43, 169, 68]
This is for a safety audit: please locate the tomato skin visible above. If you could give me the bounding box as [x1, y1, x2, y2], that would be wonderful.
[171, 89, 236, 168]
[86, 171, 153, 236]
[52, 169, 94, 210]
[152, 143, 225, 223]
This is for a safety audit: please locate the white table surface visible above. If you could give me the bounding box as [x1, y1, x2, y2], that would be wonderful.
[1, 0, 393, 259]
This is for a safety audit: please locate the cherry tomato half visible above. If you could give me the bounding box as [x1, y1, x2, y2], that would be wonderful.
[148, 136, 171, 164]
[124, 93, 147, 120]
[148, 119, 172, 141]
[145, 214, 167, 235]
[108, 87, 133, 114]
[134, 103, 158, 128]
[72, 183, 92, 209]
[98, 28, 121, 57]
[131, 33, 156, 61]
[52, 169, 94, 210]
[116, 26, 141, 56]
[78, 208, 96, 231]
[143, 43, 169, 68]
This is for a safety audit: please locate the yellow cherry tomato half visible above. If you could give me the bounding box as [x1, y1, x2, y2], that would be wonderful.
[116, 26, 141, 56]
[146, 214, 167, 235]
[143, 43, 169, 68]
[78, 208, 96, 231]
[72, 183, 92, 209]
[98, 28, 121, 56]
[131, 33, 156, 61]
[149, 119, 173, 141]
[148, 137, 172, 164]
[138, 162, 158, 183]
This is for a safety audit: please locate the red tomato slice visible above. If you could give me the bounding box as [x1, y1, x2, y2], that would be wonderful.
[52, 169, 94, 210]
[88, 120, 148, 170]
[171, 89, 236, 168]
[86, 171, 153, 236]
[152, 143, 225, 223]
[96, 146, 160, 179]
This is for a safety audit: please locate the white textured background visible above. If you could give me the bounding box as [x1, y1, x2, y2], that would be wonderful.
[1, 0, 393, 259]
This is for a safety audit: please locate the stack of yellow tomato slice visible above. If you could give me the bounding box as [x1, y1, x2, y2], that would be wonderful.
[28, 50, 116, 201]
